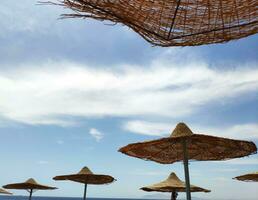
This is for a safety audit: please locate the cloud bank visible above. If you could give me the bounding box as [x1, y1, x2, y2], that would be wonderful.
[123, 120, 258, 139]
[0, 58, 257, 126]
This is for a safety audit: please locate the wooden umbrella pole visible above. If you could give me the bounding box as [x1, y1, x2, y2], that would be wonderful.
[182, 140, 191, 200]
[83, 183, 87, 200]
[171, 191, 178, 200]
[28, 189, 33, 200]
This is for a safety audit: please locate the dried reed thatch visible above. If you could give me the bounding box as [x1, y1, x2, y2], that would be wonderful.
[53, 167, 115, 200]
[0, 188, 12, 195]
[234, 172, 258, 182]
[3, 178, 57, 190]
[45, 0, 258, 46]
[3, 179, 57, 200]
[119, 123, 257, 164]
[141, 172, 210, 193]
[119, 122, 257, 200]
[53, 166, 115, 184]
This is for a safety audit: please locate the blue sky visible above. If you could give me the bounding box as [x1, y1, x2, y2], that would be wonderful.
[0, 1, 258, 200]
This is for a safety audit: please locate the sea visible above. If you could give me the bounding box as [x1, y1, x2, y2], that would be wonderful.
[0, 197, 165, 200]
[0, 197, 207, 200]
[0, 197, 162, 200]
[0, 196, 247, 200]
[0, 195, 149, 200]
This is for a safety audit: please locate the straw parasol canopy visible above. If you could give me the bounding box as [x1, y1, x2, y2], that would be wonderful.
[53, 166, 115, 200]
[234, 172, 258, 182]
[0, 188, 12, 195]
[141, 172, 210, 200]
[3, 178, 57, 200]
[119, 122, 257, 200]
[45, 0, 258, 46]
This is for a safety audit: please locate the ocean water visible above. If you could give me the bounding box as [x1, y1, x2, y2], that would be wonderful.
[0, 197, 142, 200]
[0, 196, 204, 200]
[0, 197, 159, 200]
[0, 195, 244, 200]
[0, 197, 163, 200]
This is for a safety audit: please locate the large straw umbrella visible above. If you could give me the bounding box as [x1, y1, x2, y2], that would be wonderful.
[3, 178, 57, 200]
[0, 188, 12, 195]
[119, 122, 257, 200]
[45, 0, 258, 46]
[53, 166, 115, 200]
[141, 172, 210, 200]
[234, 172, 258, 182]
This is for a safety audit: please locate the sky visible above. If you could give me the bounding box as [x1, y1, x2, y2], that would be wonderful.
[0, 0, 258, 200]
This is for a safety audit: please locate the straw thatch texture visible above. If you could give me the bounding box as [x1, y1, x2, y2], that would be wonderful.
[53, 167, 115, 184]
[234, 172, 258, 182]
[141, 172, 210, 192]
[0, 188, 12, 195]
[3, 179, 57, 190]
[46, 0, 258, 46]
[119, 123, 257, 164]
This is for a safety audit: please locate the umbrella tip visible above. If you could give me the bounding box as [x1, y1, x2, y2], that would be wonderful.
[171, 122, 193, 137]
[79, 166, 93, 174]
[167, 172, 180, 181]
[169, 172, 177, 176]
[26, 178, 37, 184]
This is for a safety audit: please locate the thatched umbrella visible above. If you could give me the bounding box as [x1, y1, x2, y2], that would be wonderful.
[53, 166, 115, 200]
[234, 172, 258, 182]
[44, 0, 257, 46]
[141, 172, 210, 200]
[3, 178, 57, 200]
[0, 188, 12, 195]
[119, 122, 257, 200]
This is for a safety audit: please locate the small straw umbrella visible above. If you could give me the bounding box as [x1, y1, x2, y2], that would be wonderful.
[43, 0, 258, 46]
[3, 178, 57, 200]
[53, 166, 115, 200]
[0, 188, 12, 195]
[233, 172, 258, 182]
[119, 122, 257, 200]
[141, 172, 210, 200]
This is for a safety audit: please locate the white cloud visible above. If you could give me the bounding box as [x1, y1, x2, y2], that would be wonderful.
[123, 120, 258, 139]
[194, 123, 258, 140]
[221, 158, 258, 165]
[0, 59, 257, 126]
[89, 128, 103, 142]
[0, 0, 61, 35]
[227, 124, 258, 139]
[123, 120, 170, 136]
[37, 160, 49, 165]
